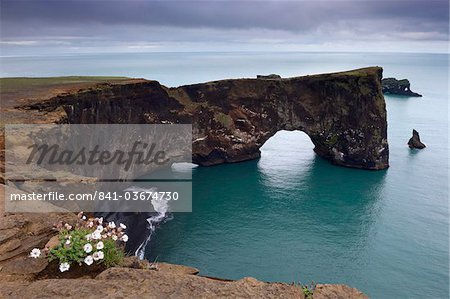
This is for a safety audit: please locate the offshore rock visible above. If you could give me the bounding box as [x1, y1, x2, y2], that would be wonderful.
[257, 74, 282, 79]
[382, 77, 422, 97]
[408, 129, 426, 149]
[23, 67, 389, 170]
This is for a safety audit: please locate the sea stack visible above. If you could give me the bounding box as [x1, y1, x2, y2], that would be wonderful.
[408, 129, 426, 149]
[381, 78, 422, 97]
[256, 74, 281, 79]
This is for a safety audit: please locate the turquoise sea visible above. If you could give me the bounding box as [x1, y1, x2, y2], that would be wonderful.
[1, 52, 448, 298]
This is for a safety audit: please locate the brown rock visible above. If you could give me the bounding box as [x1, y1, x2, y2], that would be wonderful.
[2, 267, 305, 299]
[1, 256, 48, 275]
[120, 256, 151, 269]
[44, 235, 60, 251]
[0, 239, 21, 254]
[157, 262, 199, 275]
[314, 284, 369, 299]
[0, 184, 77, 281]
[408, 129, 426, 149]
[0, 228, 21, 243]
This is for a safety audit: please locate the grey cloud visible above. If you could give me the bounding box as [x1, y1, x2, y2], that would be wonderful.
[0, 0, 448, 54]
[1, 1, 448, 34]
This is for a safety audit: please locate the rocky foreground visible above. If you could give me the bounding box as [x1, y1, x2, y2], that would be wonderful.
[0, 185, 368, 298]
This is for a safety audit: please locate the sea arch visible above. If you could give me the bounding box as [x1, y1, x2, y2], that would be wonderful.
[35, 67, 389, 170]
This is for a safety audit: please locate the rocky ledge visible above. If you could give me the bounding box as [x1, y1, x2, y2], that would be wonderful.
[381, 77, 422, 97]
[21, 67, 389, 170]
[2, 266, 368, 299]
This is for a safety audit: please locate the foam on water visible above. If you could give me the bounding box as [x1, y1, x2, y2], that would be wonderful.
[125, 186, 172, 259]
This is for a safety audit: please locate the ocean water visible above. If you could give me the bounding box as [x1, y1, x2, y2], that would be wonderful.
[1, 52, 448, 298]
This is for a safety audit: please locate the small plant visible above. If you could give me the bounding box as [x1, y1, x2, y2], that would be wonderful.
[29, 212, 128, 272]
[299, 281, 316, 299]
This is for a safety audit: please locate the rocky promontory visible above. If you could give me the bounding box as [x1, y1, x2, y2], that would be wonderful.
[381, 77, 422, 97]
[18, 67, 389, 170]
[0, 68, 387, 298]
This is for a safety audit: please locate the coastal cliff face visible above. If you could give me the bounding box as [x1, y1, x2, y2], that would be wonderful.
[28, 67, 389, 170]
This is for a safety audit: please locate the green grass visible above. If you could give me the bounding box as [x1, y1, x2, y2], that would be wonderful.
[0, 76, 130, 93]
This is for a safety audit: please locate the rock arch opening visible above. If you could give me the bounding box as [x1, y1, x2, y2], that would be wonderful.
[258, 130, 316, 185]
[259, 130, 315, 167]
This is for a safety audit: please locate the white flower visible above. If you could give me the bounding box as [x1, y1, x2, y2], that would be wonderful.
[29, 248, 41, 258]
[59, 262, 70, 272]
[85, 234, 91, 241]
[121, 234, 128, 242]
[96, 225, 104, 233]
[65, 239, 71, 245]
[91, 231, 101, 240]
[93, 251, 104, 261]
[108, 222, 116, 229]
[82, 215, 87, 220]
[84, 255, 93, 266]
[98, 217, 103, 224]
[84, 243, 93, 253]
[96, 241, 104, 250]
[112, 235, 118, 241]
[119, 223, 127, 229]
[87, 221, 94, 228]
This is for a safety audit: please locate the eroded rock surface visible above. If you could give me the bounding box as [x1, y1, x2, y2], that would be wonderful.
[314, 284, 369, 299]
[1, 268, 306, 299]
[0, 185, 77, 283]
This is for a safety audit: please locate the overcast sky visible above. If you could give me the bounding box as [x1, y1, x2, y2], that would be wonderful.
[1, 0, 448, 55]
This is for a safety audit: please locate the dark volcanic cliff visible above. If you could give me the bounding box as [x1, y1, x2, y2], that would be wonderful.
[24, 67, 389, 170]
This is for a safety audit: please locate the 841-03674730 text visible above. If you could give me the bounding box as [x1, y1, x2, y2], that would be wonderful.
[9, 191, 179, 201]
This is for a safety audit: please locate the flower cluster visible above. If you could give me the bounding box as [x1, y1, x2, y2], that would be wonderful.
[29, 212, 127, 272]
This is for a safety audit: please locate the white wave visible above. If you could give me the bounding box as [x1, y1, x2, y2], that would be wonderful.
[125, 186, 171, 259]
